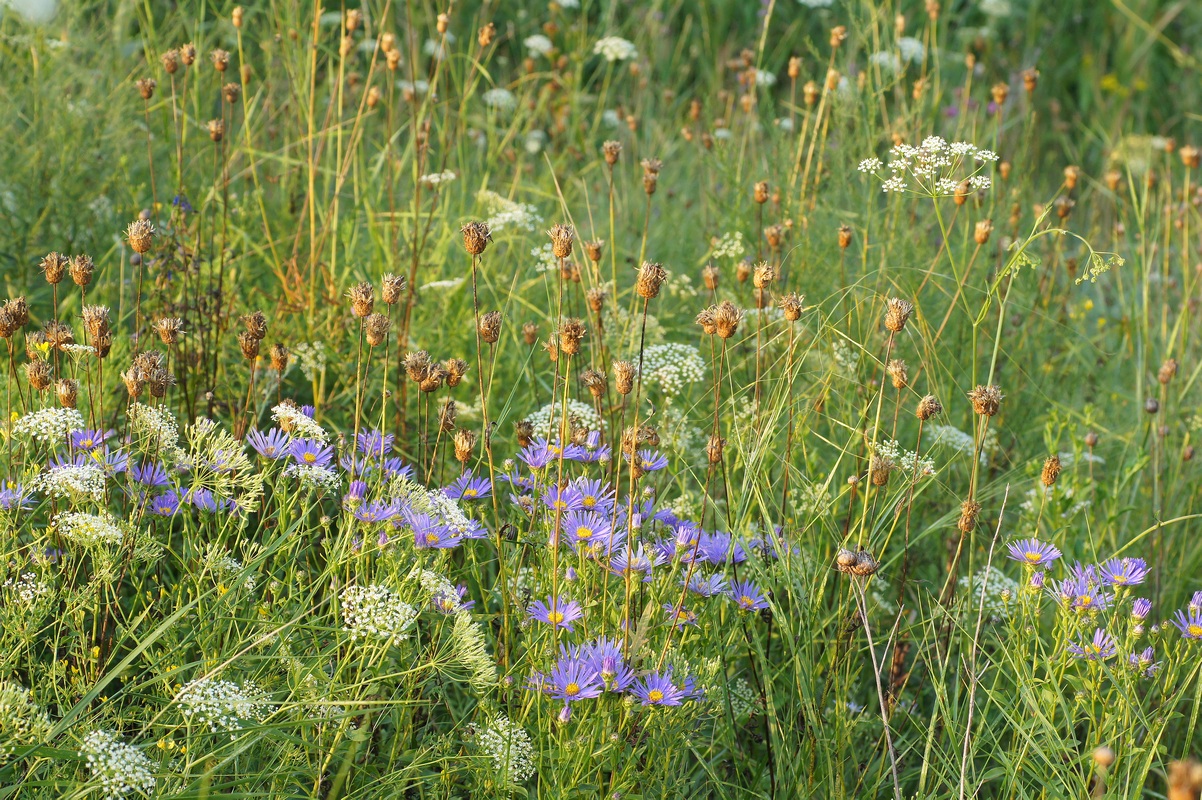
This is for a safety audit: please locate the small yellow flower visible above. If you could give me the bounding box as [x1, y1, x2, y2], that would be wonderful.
[91, 646, 100, 659]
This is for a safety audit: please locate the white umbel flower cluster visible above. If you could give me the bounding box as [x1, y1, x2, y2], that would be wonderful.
[34, 464, 106, 503]
[474, 715, 535, 785]
[291, 342, 328, 381]
[80, 730, 156, 799]
[478, 189, 542, 232]
[482, 88, 517, 112]
[176, 677, 271, 736]
[419, 170, 456, 186]
[55, 511, 126, 548]
[593, 35, 637, 62]
[640, 343, 706, 396]
[2, 573, 52, 605]
[283, 462, 340, 492]
[0, 681, 52, 757]
[271, 404, 328, 442]
[523, 34, 553, 57]
[860, 136, 998, 196]
[340, 584, 418, 646]
[12, 407, 85, 443]
[526, 399, 601, 437]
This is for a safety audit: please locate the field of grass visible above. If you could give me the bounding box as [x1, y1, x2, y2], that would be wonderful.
[3, 0, 1202, 797]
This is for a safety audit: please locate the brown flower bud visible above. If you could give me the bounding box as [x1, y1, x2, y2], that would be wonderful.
[135, 78, 157, 101]
[1041, 455, 1062, 487]
[559, 318, 586, 356]
[884, 297, 914, 333]
[754, 180, 769, 204]
[153, 317, 184, 345]
[461, 221, 492, 256]
[635, 261, 667, 299]
[479, 311, 502, 344]
[70, 254, 95, 287]
[522, 322, 538, 346]
[347, 282, 375, 318]
[713, 300, 742, 339]
[26, 360, 52, 391]
[364, 313, 391, 347]
[453, 429, 477, 462]
[968, 384, 1003, 417]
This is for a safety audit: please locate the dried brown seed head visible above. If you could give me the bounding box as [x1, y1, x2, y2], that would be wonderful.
[778, 292, 804, 322]
[752, 262, 775, 289]
[26, 360, 52, 391]
[613, 360, 635, 395]
[522, 321, 538, 346]
[69, 254, 95, 287]
[1159, 358, 1178, 385]
[461, 221, 493, 256]
[991, 81, 1009, 107]
[125, 219, 155, 254]
[403, 350, 432, 383]
[582, 368, 607, 398]
[974, 219, 993, 245]
[695, 306, 717, 336]
[210, 48, 230, 72]
[869, 455, 894, 487]
[241, 311, 268, 340]
[754, 180, 769, 204]
[161, 49, 180, 74]
[542, 335, 559, 363]
[788, 56, 802, 79]
[136, 77, 157, 100]
[269, 343, 289, 373]
[40, 252, 68, 285]
[702, 263, 720, 291]
[444, 358, 468, 387]
[584, 240, 604, 263]
[453, 429, 477, 463]
[547, 224, 575, 259]
[364, 313, 391, 347]
[713, 300, 742, 339]
[153, 317, 184, 345]
[602, 140, 622, 166]
[917, 394, 942, 421]
[420, 364, 447, 393]
[886, 359, 908, 389]
[586, 287, 606, 313]
[43, 321, 75, 350]
[958, 499, 982, 533]
[0, 297, 28, 331]
[967, 384, 1003, 417]
[57, 378, 79, 409]
[736, 259, 752, 283]
[1041, 455, 1062, 487]
[635, 261, 667, 299]
[223, 81, 241, 104]
[479, 310, 502, 344]
[515, 419, 535, 447]
[238, 330, 260, 360]
[208, 118, 225, 142]
[439, 396, 457, 432]
[559, 318, 586, 355]
[81, 305, 110, 338]
[382, 273, 406, 305]
[347, 282, 375, 318]
[1022, 67, 1039, 94]
[477, 22, 496, 48]
[180, 43, 197, 66]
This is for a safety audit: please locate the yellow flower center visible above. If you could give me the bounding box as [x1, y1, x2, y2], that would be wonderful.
[1189, 624, 1202, 637]
[425, 532, 440, 545]
[303, 452, 317, 464]
[576, 526, 592, 540]
[583, 496, 596, 508]
[548, 611, 564, 624]
[463, 489, 477, 498]
[648, 689, 664, 702]
[740, 595, 754, 608]
[1023, 551, 1042, 563]
[565, 682, 579, 696]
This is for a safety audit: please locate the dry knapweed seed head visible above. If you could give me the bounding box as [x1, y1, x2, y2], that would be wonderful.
[788, 56, 801, 79]
[764, 224, 784, 249]
[752, 262, 775, 289]
[461, 221, 492, 256]
[736, 259, 752, 283]
[26, 360, 52, 392]
[829, 25, 848, 48]
[602, 140, 622, 166]
[559, 319, 586, 355]
[1022, 67, 1039, 93]
[347, 282, 375, 318]
[135, 78, 156, 101]
[641, 157, 662, 177]
[754, 180, 769, 204]
[444, 358, 468, 388]
[543, 335, 559, 363]
[803, 80, 819, 106]
[584, 240, 604, 263]
[870, 456, 894, 487]
[154, 317, 184, 345]
[835, 548, 858, 572]
[837, 225, 852, 249]
[883, 297, 914, 333]
[81, 305, 110, 338]
[436, 12, 450, 34]
[958, 499, 982, 533]
[1041, 455, 1062, 487]
[420, 364, 447, 393]
[403, 350, 432, 383]
[343, 8, 361, 31]
[522, 322, 538, 346]
[92, 329, 112, 359]
[387, 48, 402, 71]
[0, 309, 16, 340]
[122, 368, 145, 398]
[210, 48, 230, 72]
[582, 368, 607, 398]
[125, 219, 154, 254]
[439, 397, 457, 432]
[57, 378, 79, 409]
[779, 292, 804, 321]
[478, 22, 496, 47]
[269, 343, 289, 373]
[223, 82, 241, 104]
[453, 429, 477, 463]
[695, 307, 717, 336]
[382, 273, 406, 305]
[180, 43, 197, 66]
[1055, 196, 1075, 220]
[70, 254, 94, 287]
[1165, 758, 1202, 800]
[968, 384, 1003, 417]
[231, 5, 243, 27]
[241, 311, 268, 340]
[974, 219, 993, 245]
[479, 310, 502, 344]
[713, 300, 742, 339]
[208, 118, 225, 142]
[515, 419, 535, 447]
[161, 49, 180, 74]
[547, 224, 575, 259]
[40, 252, 68, 285]
[613, 360, 635, 395]
[1, 297, 28, 330]
[706, 433, 725, 464]
[364, 313, 391, 347]
[238, 331, 260, 360]
[991, 82, 1009, 106]
[1159, 358, 1178, 384]
[1181, 146, 1201, 169]
[702, 263, 720, 291]
[44, 321, 74, 350]
[635, 261, 667, 299]
[886, 359, 908, 389]
[1063, 165, 1081, 190]
[586, 288, 606, 313]
[916, 394, 942, 421]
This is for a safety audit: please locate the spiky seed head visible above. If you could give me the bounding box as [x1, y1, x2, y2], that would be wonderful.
[829, 25, 848, 48]
[92, 329, 112, 359]
[135, 77, 157, 101]
[241, 311, 268, 340]
[584, 240, 604, 263]
[25, 360, 52, 391]
[453, 429, 477, 463]
[753, 180, 769, 204]
[778, 292, 804, 322]
[0, 309, 15, 340]
[81, 305, 111, 338]
[122, 368, 145, 398]
[477, 22, 496, 47]
[125, 219, 154, 254]
[1159, 358, 1178, 385]
[702, 263, 720, 291]
[150, 366, 172, 398]
[869, 456, 894, 487]
[57, 378, 79, 409]
[886, 359, 908, 389]
[210, 48, 230, 71]
[39, 252, 68, 285]
[695, 306, 717, 336]
[364, 313, 391, 347]
[1041, 455, 1062, 487]
[582, 368, 607, 398]
[1021, 67, 1039, 94]
[444, 358, 468, 388]
[238, 331, 260, 360]
[269, 343, 289, 373]
[635, 261, 667, 299]
[522, 322, 538, 346]
[161, 49, 180, 74]
[346, 282, 374, 318]
[460, 221, 492, 256]
[402, 350, 431, 383]
[1145, 397, 1160, 415]
[223, 81, 241, 104]
[640, 157, 662, 177]
[515, 419, 534, 447]
[713, 300, 743, 339]
[478, 310, 502, 344]
[917, 394, 943, 421]
[586, 288, 606, 314]
[958, 499, 982, 533]
[69, 254, 95, 287]
[2, 297, 28, 329]
[613, 360, 636, 395]
[208, 118, 224, 142]
[382, 273, 406, 305]
[542, 335, 559, 363]
[835, 548, 858, 571]
[438, 397, 457, 432]
[153, 317, 184, 345]
[547, 224, 575, 259]
[967, 384, 1003, 417]
[420, 364, 447, 393]
[602, 140, 622, 166]
[764, 224, 784, 249]
[974, 219, 993, 245]
[752, 262, 775, 289]
[736, 259, 752, 283]
[559, 318, 586, 356]
[43, 321, 74, 350]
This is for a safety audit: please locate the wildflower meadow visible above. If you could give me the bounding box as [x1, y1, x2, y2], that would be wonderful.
[2, 0, 1202, 797]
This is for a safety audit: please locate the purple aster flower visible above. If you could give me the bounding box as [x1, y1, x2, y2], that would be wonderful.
[1070, 562, 1099, 585]
[1132, 597, 1152, 621]
[576, 431, 611, 463]
[1172, 608, 1202, 640]
[189, 487, 235, 513]
[609, 544, 654, 581]
[699, 530, 748, 565]
[1100, 557, 1148, 587]
[344, 480, 368, 502]
[149, 490, 181, 516]
[354, 499, 401, 524]
[635, 449, 669, 472]
[299, 405, 316, 417]
[543, 484, 584, 514]
[728, 579, 769, 612]
[500, 469, 537, 493]
[0, 482, 33, 511]
[432, 584, 475, 614]
[1067, 628, 1117, 661]
[663, 603, 698, 630]
[1005, 538, 1062, 568]
[70, 429, 108, 451]
[683, 571, 728, 598]
[130, 461, 170, 488]
[1128, 646, 1160, 678]
[580, 637, 635, 692]
[289, 438, 334, 469]
[444, 471, 492, 500]
[519, 438, 558, 470]
[381, 457, 415, 480]
[509, 493, 535, 515]
[1030, 571, 1045, 590]
[528, 596, 585, 631]
[632, 670, 684, 706]
[673, 521, 701, 552]
[404, 511, 462, 549]
[1189, 591, 1202, 614]
[562, 510, 612, 554]
[570, 477, 616, 512]
[545, 655, 603, 703]
[1072, 582, 1111, 614]
[356, 430, 394, 459]
[247, 428, 292, 459]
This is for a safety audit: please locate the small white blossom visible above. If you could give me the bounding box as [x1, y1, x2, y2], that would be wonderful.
[482, 88, 517, 112]
[291, 342, 328, 382]
[474, 715, 535, 785]
[271, 404, 328, 442]
[526, 399, 601, 437]
[524, 34, 554, 57]
[283, 463, 340, 492]
[858, 157, 883, 173]
[56, 511, 126, 548]
[711, 231, 746, 260]
[593, 36, 637, 62]
[341, 584, 418, 646]
[12, 407, 85, 443]
[478, 189, 543, 232]
[34, 464, 106, 503]
[81, 730, 156, 799]
[755, 69, 776, 87]
[0, 682, 52, 756]
[420, 170, 457, 186]
[176, 677, 271, 736]
[2, 573, 52, 605]
[640, 343, 706, 396]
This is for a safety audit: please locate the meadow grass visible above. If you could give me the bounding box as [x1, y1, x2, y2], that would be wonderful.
[2, 0, 1202, 797]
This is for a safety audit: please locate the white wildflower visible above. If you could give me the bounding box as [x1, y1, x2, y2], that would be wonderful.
[0, 681, 52, 757]
[12, 407, 85, 443]
[524, 34, 553, 57]
[601, 109, 622, 128]
[524, 129, 547, 154]
[755, 69, 776, 87]
[291, 342, 327, 382]
[526, 399, 601, 437]
[271, 404, 328, 442]
[897, 37, 925, 64]
[858, 157, 883, 173]
[33, 463, 106, 503]
[176, 677, 270, 736]
[397, 79, 430, 95]
[341, 584, 417, 646]
[55, 511, 126, 548]
[420, 170, 457, 187]
[980, 0, 1012, 17]
[869, 51, 902, 72]
[81, 730, 156, 799]
[711, 231, 745, 260]
[640, 343, 706, 396]
[474, 715, 535, 785]
[958, 566, 1019, 621]
[2, 573, 52, 605]
[593, 35, 637, 62]
[482, 87, 517, 112]
[478, 189, 543, 232]
[283, 463, 340, 492]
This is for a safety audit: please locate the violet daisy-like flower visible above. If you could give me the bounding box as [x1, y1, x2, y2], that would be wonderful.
[543, 484, 584, 513]
[609, 544, 654, 581]
[1070, 578, 1110, 614]
[70, 428, 108, 451]
[635, 449, 669, 472]
[546, 656, 603, 703]
[380, 457, 415, 480]
[571, 477, 616, 512]
[1005, 538, 1061, 568]
[562, 510, 611, 553]
[519, 438, 559, 470]
[1100, 557, 1148, 587]
[699, 530, 748, 565]
[149, 490, 181, 516]
[1030, 571, 1045, 590]
[528, 596, 585, 631]
[289, 438, 334, 469]
[632, 670, 685, 706]
[576, 431, 611, 463]
[130, 461, 170, 488]
[728, 579, 769, 612]
[663, 603, 698, 630]
[344, 480, 368, 502]
[444, 471, 491, 500]
[1128, 646, 1161, 678]
[580, 637, 635, 692]
[1131, 597, 1152, 621]
[0, 481, 34, 511]
[356, 429, 394, 459]
[354, 499, 401, 524]
[1067, 628, 1117, 661]
[1189, 590, 1202, 615]
[1172, 608, 1202, 640]
[405, 511, 462, 549]
[683, 571, 728, 598]
[247, 428, 292, 459]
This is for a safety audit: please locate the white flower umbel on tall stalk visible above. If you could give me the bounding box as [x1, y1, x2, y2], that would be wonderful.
[473, 715, 536, 786]
[858, 135, 998, 196]
[55, 511, 126, 548]
[176, 677, 271, 737]
[80, 730, 156, 798]
[128, 402, 186, 464]
[640, 343, 706, 396]
[340, 584, 417, 646]
[0, 681, 52, 758]
[33, 463, 106, 504]
[524, 34, 553, 57]
[11, 407, 85, 444]
[271, 403, 328, 442]
[593, 36, 637, 62]
[482, 88, 517, 113]
[526, 399, 601, 437]
[478, 189, 542, 232]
